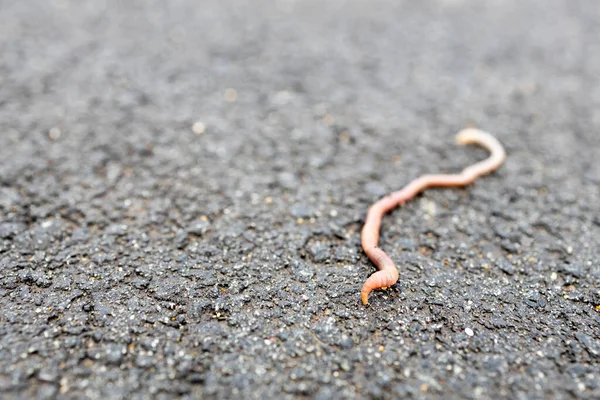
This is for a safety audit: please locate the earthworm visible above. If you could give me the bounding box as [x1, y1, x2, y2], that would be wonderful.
[360, 128, 506, 305]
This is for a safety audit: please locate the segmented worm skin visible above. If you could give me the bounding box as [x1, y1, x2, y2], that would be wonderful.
[360, 129, 507, 305]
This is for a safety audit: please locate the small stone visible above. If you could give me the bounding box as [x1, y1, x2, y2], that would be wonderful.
[53, 276, 72, 291]
[0, 187, 21, 209]
[188, 373, 204, 383]
[135, 354, 155, 368]
[491, 317, 509, 329]
[290, 203, 315, 219]
[224, 88, 238, 102]
[192, 121, 206, 135]
[173, 230, 189, 249]
[564, 289, 584, 301]
[310, 243, 329, 263]
[496, 258, 515, 275]
[560, 263, 585, 278]
[38, 367, 59, 382]
[338, 335, 354, 350]
[71, 227, 90, 242]
[188, 298, 212, 318]
[500, 240, 520, 253]
[277, 172, 298, 189]
[584, 165, 600, 183]
[105, 224, 127, 236]
[187, 219, 210, 235]
[334, 246, 358, 263]
[322, 114, 335, 126]
[37, 383, 58, 399]
[364, 181, 387, 197]
[271, 90, 293, 106]
[0, 222, 26, 239]
[525, 291, 547, 308]
[465, 328, 474, 337]
[105, 344, 126, 365]
[35, 276, 52, 288]
[291, 261, 315, 282]
[396, 238, 418, 251]
[48, 127, 62, 141]
[575, 333, 600, 358]
[340, 359, 351, 372]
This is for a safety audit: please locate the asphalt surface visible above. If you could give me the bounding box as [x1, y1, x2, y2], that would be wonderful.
[1, 0, 600, 399]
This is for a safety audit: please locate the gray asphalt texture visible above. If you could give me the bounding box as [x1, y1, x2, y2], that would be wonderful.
[1, 0, 600, 399]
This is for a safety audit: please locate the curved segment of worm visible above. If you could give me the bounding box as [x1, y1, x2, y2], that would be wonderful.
[360, 128, 506, 305]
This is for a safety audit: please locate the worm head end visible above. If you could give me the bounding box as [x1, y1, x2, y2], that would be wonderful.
[455, 128, 481, 145]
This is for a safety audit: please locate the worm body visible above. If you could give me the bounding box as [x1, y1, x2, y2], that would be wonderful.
[360, 129, 506, 305]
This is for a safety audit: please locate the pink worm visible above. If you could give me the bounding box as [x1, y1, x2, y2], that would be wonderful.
[360, 128, 506, 305]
